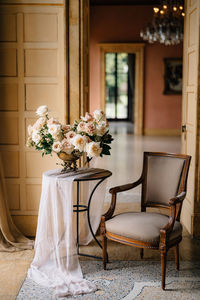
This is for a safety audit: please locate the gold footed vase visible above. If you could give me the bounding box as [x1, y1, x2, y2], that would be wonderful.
[57, 151, 82, 172]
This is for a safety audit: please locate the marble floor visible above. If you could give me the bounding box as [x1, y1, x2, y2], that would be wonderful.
[2, 125, 200, 300]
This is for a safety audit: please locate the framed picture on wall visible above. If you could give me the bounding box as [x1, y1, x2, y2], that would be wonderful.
[163, 58, 183, 95]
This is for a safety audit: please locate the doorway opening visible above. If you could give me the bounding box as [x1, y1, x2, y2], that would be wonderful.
[105, 52, 135, 122]
[100, 43, 145, 135]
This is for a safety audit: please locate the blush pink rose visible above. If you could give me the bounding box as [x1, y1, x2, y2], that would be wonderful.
[85, 122, 96, 135]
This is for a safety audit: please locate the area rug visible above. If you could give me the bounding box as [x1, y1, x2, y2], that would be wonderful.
[17, 261, 200, 300]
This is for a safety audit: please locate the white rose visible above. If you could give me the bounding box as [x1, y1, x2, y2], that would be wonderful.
[33, 117, 46, 131]
[86, 142, 102, 158]
[96, 121, 108, 136]
[77, 121, 86, 133]
[47, 117, 60, 125]
[81, 112, 94, 122]
[61, 138, 74, 154]
[36, 105, 48, 117]
[93, 109, 106, 121]
[47, 124, 61, 139]
[52, 141, 63, 153]
[32, 130, 41, 144]
[27, 125, 33, 136]
[85, 122, 96, 135]
[71, 134, 86, 152]
[65, 130, 76, 140]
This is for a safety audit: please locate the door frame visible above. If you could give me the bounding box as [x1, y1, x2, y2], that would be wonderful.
[181, 0, 200, 237]
[99, 43, 145, 135]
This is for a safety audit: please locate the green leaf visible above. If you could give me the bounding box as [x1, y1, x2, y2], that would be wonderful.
[102, 148, 110, 155]
[103, 144, 111, 150]
[87, 157, 92, 163]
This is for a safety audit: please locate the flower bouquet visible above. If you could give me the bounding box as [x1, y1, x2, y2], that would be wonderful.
[27, 105, 113, 172]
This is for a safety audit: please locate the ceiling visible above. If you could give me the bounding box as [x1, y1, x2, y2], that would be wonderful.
[90, 0, 160, 5]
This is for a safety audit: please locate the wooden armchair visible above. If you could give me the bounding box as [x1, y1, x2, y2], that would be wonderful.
[100, 152, 191, 289]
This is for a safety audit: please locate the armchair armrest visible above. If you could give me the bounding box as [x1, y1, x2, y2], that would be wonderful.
[160, 192, 185, 248]
[103, 178, 143, 221]
[169, 192, 186, 205]
[109, 178, 143, 194]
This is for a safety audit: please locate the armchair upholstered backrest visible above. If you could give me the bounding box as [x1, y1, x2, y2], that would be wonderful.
[141, 152, 190, 212]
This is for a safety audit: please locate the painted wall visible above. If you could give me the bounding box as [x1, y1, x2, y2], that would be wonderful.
[90, 5, 183, 132]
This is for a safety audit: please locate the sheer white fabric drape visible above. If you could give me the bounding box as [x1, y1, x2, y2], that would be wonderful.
[28, 168, 107, 297]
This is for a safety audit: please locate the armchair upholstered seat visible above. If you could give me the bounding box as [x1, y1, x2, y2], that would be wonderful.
[100, 152, 191, 290]
[105, 212, 182, 244]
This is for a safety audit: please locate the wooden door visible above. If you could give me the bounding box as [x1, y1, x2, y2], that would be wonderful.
[0, 0, 66, 236]
[181, 0, 200, 236]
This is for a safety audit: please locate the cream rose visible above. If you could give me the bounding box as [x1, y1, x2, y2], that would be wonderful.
[96, 121, 108, 136]
[33, 117, 46, 131]
[85, 142, 102, 158]
[32, 130, 41, 144]
[85, 122, 96, 135]
[65, 130, 76, 140]
[81, 112, 94, 122]
[71, 134, 86, 152]
[77, 121, 86, 133]
[47, 117, 60, 125]
[61, 138, 74, 154]
[52, 141, 63, 153]
[93, 109, 105, 121]
[36, 105, 48, 117]
[47, 124, 61, 139]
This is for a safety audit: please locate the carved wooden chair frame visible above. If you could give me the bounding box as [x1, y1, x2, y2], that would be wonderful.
[100, 152, 191, 289]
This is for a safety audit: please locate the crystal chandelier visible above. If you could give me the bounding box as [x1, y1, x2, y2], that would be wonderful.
[140, 0, 185, 46]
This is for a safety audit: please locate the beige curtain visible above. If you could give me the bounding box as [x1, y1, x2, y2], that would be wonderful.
[0, 154, 34, 252]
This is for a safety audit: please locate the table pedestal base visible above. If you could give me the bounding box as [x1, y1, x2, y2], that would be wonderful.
[73, 178, 109, 261]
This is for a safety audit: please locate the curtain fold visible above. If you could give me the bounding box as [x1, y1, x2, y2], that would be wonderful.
[0, 153, 34, 252]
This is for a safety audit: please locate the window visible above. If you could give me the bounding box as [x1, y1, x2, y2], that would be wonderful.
[105, 53, 135, 121]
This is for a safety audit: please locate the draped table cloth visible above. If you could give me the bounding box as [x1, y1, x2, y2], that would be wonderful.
[28, 168, 110, 297]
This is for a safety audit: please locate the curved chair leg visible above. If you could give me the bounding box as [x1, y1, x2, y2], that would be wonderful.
[174, 244, 179, 270]
[161, 251, 167, 290]
[140, 248, 144, 259]
[102, 234, 107, 270]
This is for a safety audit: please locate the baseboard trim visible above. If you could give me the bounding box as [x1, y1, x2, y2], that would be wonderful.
[144, 128, 181, 136]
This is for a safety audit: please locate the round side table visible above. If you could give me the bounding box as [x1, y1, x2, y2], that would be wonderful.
[74, 168, 112, 259]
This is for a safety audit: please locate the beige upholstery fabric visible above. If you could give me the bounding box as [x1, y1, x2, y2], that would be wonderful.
[0, 154, 34, 252]
[105, 212, 182, 243]
[145, 156, 185, 206]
